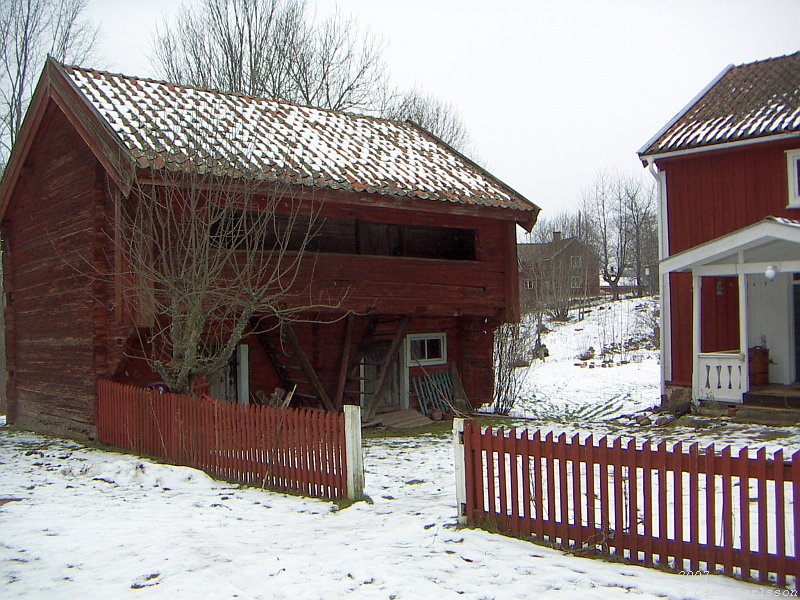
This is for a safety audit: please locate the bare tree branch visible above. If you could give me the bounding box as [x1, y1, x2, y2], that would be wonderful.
[0, 0, 99, 163]
[151, 0, 388, 113]
[580, 170, 657, 300]
[382, 87, 472, 153]
[118, 163, 344, 394]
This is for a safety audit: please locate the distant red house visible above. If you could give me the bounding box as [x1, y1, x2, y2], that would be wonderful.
[638, 51, 800, 404]
[518, 232, 599, 315]
[0, 58, 538, 439]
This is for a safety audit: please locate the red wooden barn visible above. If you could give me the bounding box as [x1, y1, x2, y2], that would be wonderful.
[638, 51, 800, 406]
[0, 59, 538, 439]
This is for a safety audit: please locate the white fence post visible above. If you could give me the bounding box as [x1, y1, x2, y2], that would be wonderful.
[453, 417, 467, 525]
[344, 405, 365, 500]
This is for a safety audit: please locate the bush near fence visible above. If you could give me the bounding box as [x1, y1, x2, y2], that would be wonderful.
[97, 380, 348, 500]
[460, 420, 800, 589]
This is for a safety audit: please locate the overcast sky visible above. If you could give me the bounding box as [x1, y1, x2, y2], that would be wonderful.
[85, 0, 799, 216]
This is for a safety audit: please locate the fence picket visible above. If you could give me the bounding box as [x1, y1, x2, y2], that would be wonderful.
[585, 434, 596, 549]
[531, 430, 543, 541]
[509, 428, 520, 537]
[674, 442, 685, 572]
[757, 446, 769, 583]
[521, 429, 532, 539]
[739, 446, 751, 582]
[557, 433, 569, 547]
[721, 445, 733, 577]
[570, 434, 582, 550]
[642, 440, 652, 565]
[497, 427, 508, 530]
[689, 442, 700, 572]
[626, 438, 639, 564]
[545, 432, 557, 544]
[598, 436, 610, 551]
[705, 443, 716, 575]
[656, 441, 668, 567]
[612, 436, 624, 557]
[775, 449, 786, 588]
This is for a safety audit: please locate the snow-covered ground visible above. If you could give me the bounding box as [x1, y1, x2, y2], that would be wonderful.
[0, 419, 768, 599]
[0, 296, 794, 597]
[507, 297, 800, 454]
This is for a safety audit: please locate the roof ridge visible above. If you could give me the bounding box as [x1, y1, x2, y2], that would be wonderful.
[731, 50, 800, 70]
[60, 62, 411, 128]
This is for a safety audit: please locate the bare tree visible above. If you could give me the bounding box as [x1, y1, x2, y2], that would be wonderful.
[382, 88, 471, 153]
[581, 171, 632, 301]
[151, 0, 388, 113]
[521, 253, 574, 321]
[624, 180, 658, 297]
[522, 210, 587, 245]
[0, 0, 98, 162]
[117, 165, 334, 395]
[492, 320, 534, 415]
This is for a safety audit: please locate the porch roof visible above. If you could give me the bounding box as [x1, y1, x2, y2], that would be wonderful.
[661, 217, 800, 276]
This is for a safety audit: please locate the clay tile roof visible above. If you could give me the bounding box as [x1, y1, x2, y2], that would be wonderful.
[639, 51, 800, 157]
[61, 64, 536, 214]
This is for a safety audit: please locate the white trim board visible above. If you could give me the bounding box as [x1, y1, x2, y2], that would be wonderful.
[661, 218, 800, 274]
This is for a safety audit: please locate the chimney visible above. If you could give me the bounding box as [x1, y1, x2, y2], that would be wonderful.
[552, 231, 562, 242]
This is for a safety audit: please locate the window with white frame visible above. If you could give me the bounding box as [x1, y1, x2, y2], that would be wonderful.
[407, 333, 447, 365]
[523, 279, 534, 290]
[788, 150, 800, 207]
[570, 255, 582, 268]
[571, 276, 582, 289]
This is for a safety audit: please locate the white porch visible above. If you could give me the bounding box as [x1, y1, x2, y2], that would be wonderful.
[661, 217, 800, 403]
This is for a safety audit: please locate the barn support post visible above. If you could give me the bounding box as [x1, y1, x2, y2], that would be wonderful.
[453, 417, 467, 525]
[344, 404, 365, 500]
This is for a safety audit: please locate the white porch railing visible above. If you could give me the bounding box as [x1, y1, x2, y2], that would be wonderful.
[696, 351, 748, 403]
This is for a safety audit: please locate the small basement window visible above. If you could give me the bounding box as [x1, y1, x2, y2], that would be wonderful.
[407, 333, 447, 366]
[787, 149, 800, 207]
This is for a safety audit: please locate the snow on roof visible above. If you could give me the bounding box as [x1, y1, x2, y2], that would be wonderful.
[61, 64, 535, 213]
[639, 51, 800, 157]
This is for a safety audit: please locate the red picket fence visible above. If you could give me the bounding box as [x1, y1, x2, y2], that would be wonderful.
[463, 421, 800, 589]
[96, 380, 347, 500]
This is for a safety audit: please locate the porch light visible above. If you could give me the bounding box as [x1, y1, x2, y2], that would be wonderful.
[765, 264, 778, 280]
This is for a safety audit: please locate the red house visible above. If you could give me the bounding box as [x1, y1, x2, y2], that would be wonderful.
[0, 59, 538, 439]
[518, 231, 600, 316]
[638, 51, 800, 406]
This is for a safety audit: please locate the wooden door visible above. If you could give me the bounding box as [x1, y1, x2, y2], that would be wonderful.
[360, 342, 400, 414]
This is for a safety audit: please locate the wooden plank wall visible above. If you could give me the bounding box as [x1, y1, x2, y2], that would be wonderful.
[2, 103, 104, 438]
[662, 139, 800, 255]
[660, 140, 800, 386]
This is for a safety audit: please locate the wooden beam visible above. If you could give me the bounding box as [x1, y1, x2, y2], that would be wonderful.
[283, 321, 335, 412]
[334, 314, 354, 409]
[251, 320, 294, 393]
[363, 315, 410, 422]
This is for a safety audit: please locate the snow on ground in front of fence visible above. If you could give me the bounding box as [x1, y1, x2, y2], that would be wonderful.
[0, 417, 770, 599]
[503, 296, 800, 454]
